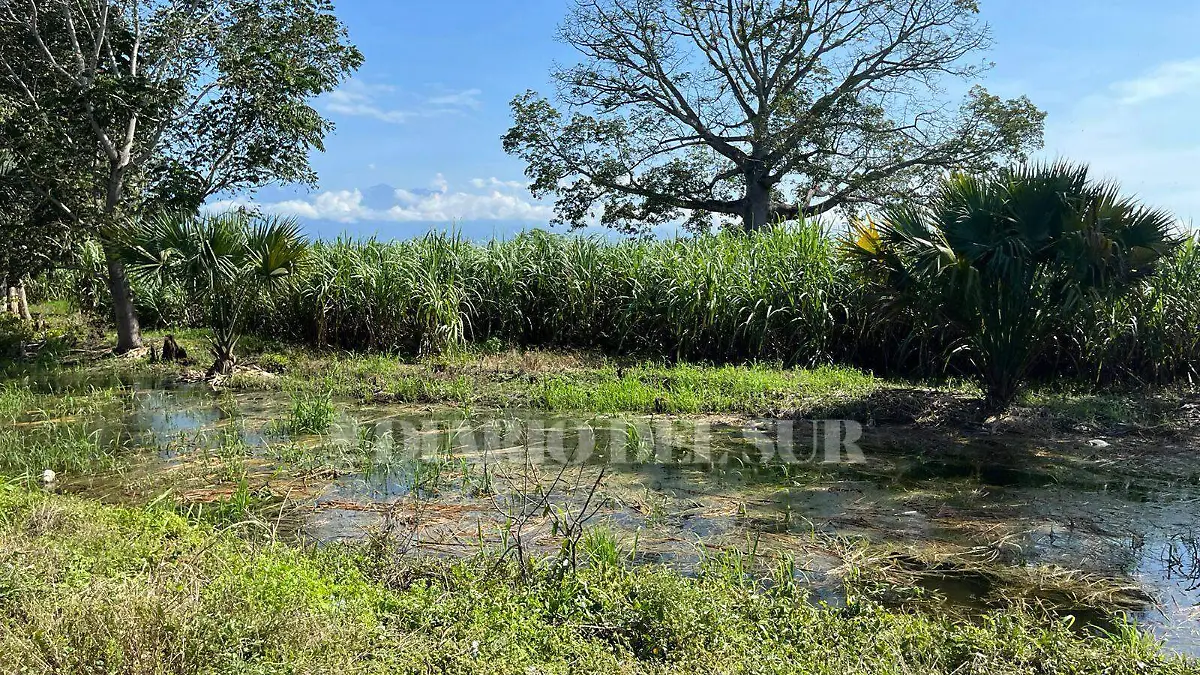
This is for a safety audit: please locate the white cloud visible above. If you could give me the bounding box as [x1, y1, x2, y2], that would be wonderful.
[210, 176, 552, 224]
[321, 79, 483, 125]
[323, 81, 415, 123]
[1044, 56, 1200, 224]
[325, 101, 415, 124]
[426, 88, 482, 109]
[470, 177, 526, 190]
[1110, 57, 1200, 105]
[429, 173, 449, 194]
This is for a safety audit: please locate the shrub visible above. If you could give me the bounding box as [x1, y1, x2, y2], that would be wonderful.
[849, 162, 1178, 408]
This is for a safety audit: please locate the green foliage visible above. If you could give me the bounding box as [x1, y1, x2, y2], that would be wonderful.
[266, 224, 842, 363]
[0, 0, 360, 352]
[34, 221, 1200, 402]
[48, 217, 1200, 399]
[117, 211, 309, 375]
[283, 390, 337, 435]
[850, 162, 1179, 408]
[0, 150, 75, 281]
[0, 0, 362, 220]
[23, 269, 79, 306]
[1071, 234, 1200, 384]
[0, 488, 1192, 674]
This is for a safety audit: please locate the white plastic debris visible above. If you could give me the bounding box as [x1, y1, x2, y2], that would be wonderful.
[1087, 439, 1111, 449]
[40, 469, 56, 485]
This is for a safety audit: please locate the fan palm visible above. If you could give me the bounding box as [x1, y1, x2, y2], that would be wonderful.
[116, 211, 309, 377]
[849, 161, 1178, 410]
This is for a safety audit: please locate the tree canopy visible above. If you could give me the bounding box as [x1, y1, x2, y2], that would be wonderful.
[0, 0, 361, 346]
[504, 0, 1046, 233]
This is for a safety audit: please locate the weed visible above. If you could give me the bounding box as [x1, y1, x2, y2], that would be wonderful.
[282, 390, 337, 434]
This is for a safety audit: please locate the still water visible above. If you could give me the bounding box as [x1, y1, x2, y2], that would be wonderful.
[16, 375, 1200, 655]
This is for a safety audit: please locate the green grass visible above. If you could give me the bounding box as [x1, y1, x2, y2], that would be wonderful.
[0, 424, 121, 479]
[229, 352, 888, 416]
[0, 484, 1192, 674]
[282, 390, 338, 434]
[0, 382, 35, 419]
[129, 333, 887, 416]
[154, 345, 1193, 431]
[0, 384, 127, 479]
[7, 316, 1194, 432]
[539, 363, 878, 414]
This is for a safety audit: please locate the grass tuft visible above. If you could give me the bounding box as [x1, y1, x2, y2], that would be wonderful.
[281, 390, 338, 435]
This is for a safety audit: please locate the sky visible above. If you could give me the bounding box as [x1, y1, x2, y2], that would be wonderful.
[218, 0, 1200, 239]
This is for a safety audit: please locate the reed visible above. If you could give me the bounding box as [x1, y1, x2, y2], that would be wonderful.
[258, 224, 843, 365]
[52, 226, 1200, 388]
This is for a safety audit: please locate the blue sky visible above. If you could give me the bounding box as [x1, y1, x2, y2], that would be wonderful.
[218, 0, 1200, 239]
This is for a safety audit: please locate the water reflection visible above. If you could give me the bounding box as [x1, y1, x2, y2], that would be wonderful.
[25, 378, 1200, 656]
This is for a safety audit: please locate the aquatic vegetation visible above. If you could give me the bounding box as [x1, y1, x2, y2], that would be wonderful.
[833, 540, 1154, 615]
[0, 424, 121, 479]
[283, 390, 337, 434]
[0, 382, 34, 420]
[580, 525, 625, 567]
[175, 478, 286, 533]
[0, 384, 128, 479]
[0, 486, 1192, 674]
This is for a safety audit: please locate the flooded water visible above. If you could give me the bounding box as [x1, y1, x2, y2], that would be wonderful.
[13, 376, 1200, 655]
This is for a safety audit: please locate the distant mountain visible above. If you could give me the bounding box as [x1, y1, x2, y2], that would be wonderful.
[361, 184, 399, 211]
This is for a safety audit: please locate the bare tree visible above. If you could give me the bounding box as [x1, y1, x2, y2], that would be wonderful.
[504, 0, 1046, 233]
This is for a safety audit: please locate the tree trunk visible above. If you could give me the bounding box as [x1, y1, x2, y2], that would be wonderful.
[16, 279, 31, 321]
[743, 179, 772, 232]
[103, 244, 143, 352]
[744, 182, 772, 229]
[4, 273, 18, 316]
[101, 159, 143, 352]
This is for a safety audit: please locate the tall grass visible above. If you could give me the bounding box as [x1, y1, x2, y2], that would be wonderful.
[281, 391, 338, 435]
[43, 226, 1200, 388]
[1067, 236, 1200, 385]
[262, 225, 843, 364]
